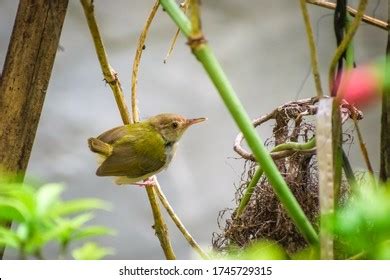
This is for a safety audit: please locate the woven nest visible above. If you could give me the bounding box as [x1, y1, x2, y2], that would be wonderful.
[213, 97, 361, 255]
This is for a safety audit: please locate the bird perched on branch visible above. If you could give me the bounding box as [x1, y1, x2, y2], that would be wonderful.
[88, 113, 206, 185]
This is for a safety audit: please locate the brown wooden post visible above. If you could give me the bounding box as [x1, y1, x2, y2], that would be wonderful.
[0, 0, 69, 259]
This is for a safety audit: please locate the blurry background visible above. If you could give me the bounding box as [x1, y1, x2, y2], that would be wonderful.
[0, 0, 387, 259]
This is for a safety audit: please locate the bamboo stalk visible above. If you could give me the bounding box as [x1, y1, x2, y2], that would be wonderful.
[160, 0, 318, 245]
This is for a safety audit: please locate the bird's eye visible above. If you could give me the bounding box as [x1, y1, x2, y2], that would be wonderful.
[171, 122, 179, 129]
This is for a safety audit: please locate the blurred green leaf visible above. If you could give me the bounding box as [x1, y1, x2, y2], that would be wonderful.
[292, 246, 319, 260]
[227, 240, 286, 260]
[73, 226, 116, 241]
[72, 242, 114, 260]
[328, 183, 390, 259]
[0, 227, 21, 248]
[0, 176, 114, 259]
[51, 199, 110, 217]
[16, 224, 29, 241]
[0, 199, 30, 222]
[8, 186, 36, 215]
[54, 213, 94, 243]
[36, 184, 64, 217]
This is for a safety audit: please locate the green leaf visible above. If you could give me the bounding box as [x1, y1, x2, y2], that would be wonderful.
[228, 240, 286, 260]
[16, 224, 29, 241]
[54, 213, 95, 242]
[8, 187, 36, 215]
[36, 184, 64, 217]
[72, 242, 114, 260]
[0, 199, 30, 222]
[0, 205, 25, 222]
[51, 199, 111, 217]
[0, 227, 21, 248]
[73, 226, 116, 241]
[70, 213, 95, 228]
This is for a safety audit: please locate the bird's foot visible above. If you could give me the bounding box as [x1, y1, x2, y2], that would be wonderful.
[115, 176, 155, 187]
[133, 178, 155, 187]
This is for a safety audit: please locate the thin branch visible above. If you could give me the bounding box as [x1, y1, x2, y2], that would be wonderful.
[80, 0, 131, 124]
[306, 0, 388, 31]
[164, 1, 189, 64]
[131, 0, 160, 123]
[299, 0, 324, 97]
[164, 28, 181, 64]
[353, 116, 374, 174]
[145, 184, 176, 260]
[328, 0, 368, 95]
[154, 179, 209, 259]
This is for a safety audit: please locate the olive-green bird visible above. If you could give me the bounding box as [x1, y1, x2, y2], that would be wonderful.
[88, 113, 206, 185]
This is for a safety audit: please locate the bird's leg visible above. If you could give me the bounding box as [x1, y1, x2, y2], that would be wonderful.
[115, 176, 155, 187]
[134, 178, 155, 187]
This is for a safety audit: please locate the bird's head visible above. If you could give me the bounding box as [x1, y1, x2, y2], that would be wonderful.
[149, 113, 206, 143]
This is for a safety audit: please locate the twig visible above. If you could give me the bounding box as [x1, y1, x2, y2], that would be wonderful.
[164, 29, 181, 64]
[131, 0, 160, 123]
[352, 115, 374, 174]
[154, 179, 209, 259]
[299, 0, 324, 97]
[164, 1, 189, 64]
[80, 0, 176, 259]
[328, 0, 368, 95]
[306, 0, 388, 31]
[80, 0, 131, 125]
[145, 184, 176, 259]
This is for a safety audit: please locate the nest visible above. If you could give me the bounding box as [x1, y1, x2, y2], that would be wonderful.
[213, 97, 361, 255]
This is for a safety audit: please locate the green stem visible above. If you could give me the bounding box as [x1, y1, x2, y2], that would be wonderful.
[272, 137, 316, 152]
[345, 15, 355, 69]
[342, 150, 357, 188]
[160, 0, 318, 245]
[329, 0, 368, 95]
[235, 167, 264, 218]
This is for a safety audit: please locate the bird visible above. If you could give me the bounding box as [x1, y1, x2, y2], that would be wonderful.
[88, 113, 206, 185]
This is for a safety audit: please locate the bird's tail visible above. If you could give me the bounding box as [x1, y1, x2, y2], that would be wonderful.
[88, 137, 112, 157]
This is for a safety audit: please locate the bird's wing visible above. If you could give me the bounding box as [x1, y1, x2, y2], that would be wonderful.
[96, 127, 167, 177]
[97, 126, 130, 144]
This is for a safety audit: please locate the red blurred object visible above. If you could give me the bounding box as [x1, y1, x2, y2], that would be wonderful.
[338, 65, 382, 107]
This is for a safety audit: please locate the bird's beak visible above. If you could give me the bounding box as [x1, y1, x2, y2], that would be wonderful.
[186, 117, 207, 126]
